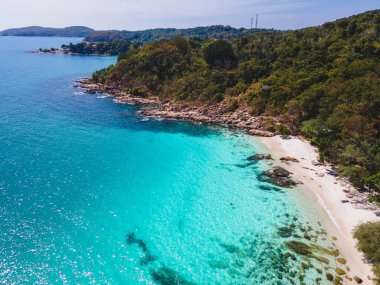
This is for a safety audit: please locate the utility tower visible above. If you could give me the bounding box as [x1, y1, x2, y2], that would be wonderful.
[251, 14, 259, 29]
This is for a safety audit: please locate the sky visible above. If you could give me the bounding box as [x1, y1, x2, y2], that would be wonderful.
[0, 0, 379, 31]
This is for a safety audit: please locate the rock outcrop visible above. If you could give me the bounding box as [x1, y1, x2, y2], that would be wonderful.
[262, 166, 297, 188]
[247, 154, 273, 161]
[75, 78, 277, 137]
[280, 156, 299, 163]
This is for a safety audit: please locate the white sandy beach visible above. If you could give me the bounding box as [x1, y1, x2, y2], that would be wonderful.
[259, 135, 379, 285]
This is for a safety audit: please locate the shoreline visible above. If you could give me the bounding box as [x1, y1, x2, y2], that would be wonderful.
[31, 50, 113, 56]
[76, 78, 379, 284]
[76, 78, 276, 137]
[258, 136, 379, 284]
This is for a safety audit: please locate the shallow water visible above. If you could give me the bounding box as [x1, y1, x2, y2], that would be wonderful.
[0, 37, 342, 284]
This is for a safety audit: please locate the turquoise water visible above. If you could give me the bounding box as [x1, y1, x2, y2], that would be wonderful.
[0, 37, 339, 284]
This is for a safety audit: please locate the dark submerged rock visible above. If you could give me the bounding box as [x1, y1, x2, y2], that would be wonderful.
[150, 266, 195, 285]
[278, 227, 293, 238]
[219, 243, 242, 254]
[285, 241, 311, 255]
[140, 253, 157, 265]
[126, 232, 157, 266]
[126, 232, 137, 245]
[326, 273, 334, 282]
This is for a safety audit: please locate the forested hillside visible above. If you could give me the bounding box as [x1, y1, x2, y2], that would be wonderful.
[61, 40, 136, 55]
[84, 25, 272, 42]
[92, 10, 380, 197]
[43, 26, 272, 55]
[0, 26, 94, 37]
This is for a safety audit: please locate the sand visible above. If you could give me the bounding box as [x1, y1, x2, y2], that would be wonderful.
[258, 135, 379, 284]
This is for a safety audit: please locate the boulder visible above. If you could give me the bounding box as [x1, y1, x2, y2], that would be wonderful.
[335, 268, 346, 275]
[247, 154, 273, 161]
[280, 156, 299, 162]
[312, 160, 323, 166]
[285, 241, 311, 255]
[262, 166, 297, 187]
[326, 273, 334, 282]
[248, 129, 275, 137]
[85, 89, 96, 94]
[269, 176, 297, 187]
[265, 166, 292, 177]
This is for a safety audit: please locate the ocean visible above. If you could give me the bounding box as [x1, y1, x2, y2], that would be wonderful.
[0, 37, 340, 284]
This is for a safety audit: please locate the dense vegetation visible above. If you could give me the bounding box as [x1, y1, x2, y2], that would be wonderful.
[84, 25, 272, 42]
[354, 222, 380, 284]
[59, 26, 270, 56]
[0, 26, 94, 37]
[61, 40, 138, 55]
[93, 10, 380, 197]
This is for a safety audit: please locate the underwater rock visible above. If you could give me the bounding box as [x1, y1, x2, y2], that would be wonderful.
[140, 253, 157, 265]
[285, 241, 311, 255]
[150, 266, 195, 285]
[326, 272, 334, 282]
[137, 239, 148, 253]
[125, 232, 157, 266]
[337, 258, 347, 265]
[311, 244, 339, 257]
[219, 243, 242, 255]
[284, 252, 296, 260]
[311, 255, 329, 265]
[278, 227, 293, 238]
[126, 232, 149, 253]
[126, 232, 138, 245]
[335, 268, 346, 275]
[258, 185, 283, 192]
[334, 276, 343, 284]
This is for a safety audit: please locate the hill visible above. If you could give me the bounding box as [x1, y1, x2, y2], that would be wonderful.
[84, 25, 273, 42]
[0, 26, 95, 37]
[91, 10, 380, 199]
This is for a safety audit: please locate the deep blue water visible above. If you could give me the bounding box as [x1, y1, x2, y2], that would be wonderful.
[0, 37, 338, 284]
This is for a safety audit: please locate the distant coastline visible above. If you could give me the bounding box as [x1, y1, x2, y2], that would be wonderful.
[0, 26, 94, 37]
[31, 48, 112, 57]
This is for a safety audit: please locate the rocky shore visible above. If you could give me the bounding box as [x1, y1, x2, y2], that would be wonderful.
[76, 78, 276, 137]
[32, 49, 111, 56]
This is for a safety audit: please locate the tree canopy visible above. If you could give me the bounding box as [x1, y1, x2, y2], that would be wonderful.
[84, 25, 273, 43]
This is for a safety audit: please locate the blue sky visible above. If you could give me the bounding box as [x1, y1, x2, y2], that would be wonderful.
[0, 0, 379, 31]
